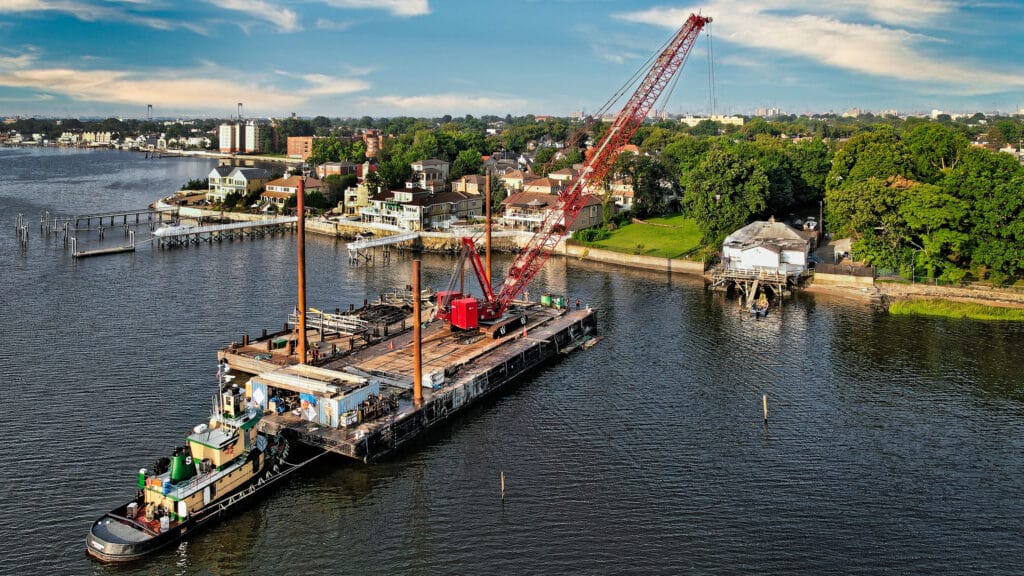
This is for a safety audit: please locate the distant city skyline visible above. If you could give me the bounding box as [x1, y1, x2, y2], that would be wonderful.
[1, 1, 1023, 119]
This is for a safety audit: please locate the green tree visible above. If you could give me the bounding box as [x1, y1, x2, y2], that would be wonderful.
[899, 183, 969, 279]
[903, 122, 969, 182]
[827, 127, 917, 192]
[683, 147, 769, 243]
[451, 149, 482, 179]
[786, 137, 831, 204]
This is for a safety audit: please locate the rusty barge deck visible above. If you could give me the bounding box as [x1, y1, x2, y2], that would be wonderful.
[220, 301, 596, 462]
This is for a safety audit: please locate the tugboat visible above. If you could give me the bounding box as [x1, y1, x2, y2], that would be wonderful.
[86, 369, 318, 562]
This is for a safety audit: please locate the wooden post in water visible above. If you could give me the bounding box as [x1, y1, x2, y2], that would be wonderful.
[296, 178, 308, 364]
[500, 471, 505, 500]
[413, 259, 423, 407]
[763, 394, 769, 424]
[485, 174, 492, 285]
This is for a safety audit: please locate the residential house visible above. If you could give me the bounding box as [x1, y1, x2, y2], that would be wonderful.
[260, 175, 329, 209]
[522, 177, 562, 195]
[206, 166, 272, 204]
[343, 183, 373, 216]
[316, 162, 360, 179]
[82, 132, 112, 146]
[57, 132, 80, 145]
[721, 220, 810, 276]
[407, 159, 450, 192]
[499, 169, 528, 192]
[360, 189, 482, 231]
[501, 191, 602, 232]
[451, 174, 487, 195]
[548, 168, 577, 184]
[607, 178, 635, 212]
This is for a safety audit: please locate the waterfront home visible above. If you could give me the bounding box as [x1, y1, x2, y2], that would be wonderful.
[360, 188, 482, 231]
[206, 167, 272, 204]
[260, 175, 329, 209]
[343, 183, 373, 216]
[721, 220, 809, 276]
[501, 191, 602, 232]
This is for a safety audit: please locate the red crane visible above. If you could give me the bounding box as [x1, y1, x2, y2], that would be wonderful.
[439, 13, 712, 331]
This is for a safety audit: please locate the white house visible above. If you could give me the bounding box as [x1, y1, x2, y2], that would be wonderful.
[722, 220, 809, 276]
[205, 166, 271, 204]
[360, 189, 481, 231]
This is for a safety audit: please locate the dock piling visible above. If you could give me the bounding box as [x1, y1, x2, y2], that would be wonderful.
[413, 259, 423, 407]
[763, 394, 769, 424]
[500, 471, 505, 500]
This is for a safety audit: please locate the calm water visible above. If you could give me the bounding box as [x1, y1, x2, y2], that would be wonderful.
[1, 147, 1023, 575]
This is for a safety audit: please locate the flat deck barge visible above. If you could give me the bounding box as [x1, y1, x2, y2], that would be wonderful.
[220, 301, 596, 462]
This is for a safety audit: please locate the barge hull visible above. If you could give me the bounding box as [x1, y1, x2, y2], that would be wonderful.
[257, 306, 597, 462]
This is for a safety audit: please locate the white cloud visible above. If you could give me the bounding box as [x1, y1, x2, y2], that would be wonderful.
[615, 2, 1024, 94]
[205, 0, 300, 32]
[320, 0, 429, 17]
[0, 50, 379, 114]
[0, 0, 208, 33]
[315, 18, 353, 31]
[274, 71, 371, 95]
[370, 93, 528, 114]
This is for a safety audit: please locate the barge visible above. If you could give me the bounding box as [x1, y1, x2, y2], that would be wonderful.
[220, 299, 596, 462]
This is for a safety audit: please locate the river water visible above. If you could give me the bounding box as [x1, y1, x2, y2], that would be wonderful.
[1, 147, 1022, 575]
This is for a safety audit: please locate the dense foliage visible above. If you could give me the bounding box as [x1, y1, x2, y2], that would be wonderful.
[824, 124, 1024, 284]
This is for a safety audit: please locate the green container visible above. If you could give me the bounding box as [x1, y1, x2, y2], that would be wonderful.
[540, 294, 552, 307]
[551, 295, 566, 309]
[169, 453, 197, 483]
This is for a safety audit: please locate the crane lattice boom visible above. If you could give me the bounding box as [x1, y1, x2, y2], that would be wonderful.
[478, 13, 710, 320]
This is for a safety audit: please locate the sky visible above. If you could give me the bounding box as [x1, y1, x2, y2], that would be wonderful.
[1, 0, 1023, 119]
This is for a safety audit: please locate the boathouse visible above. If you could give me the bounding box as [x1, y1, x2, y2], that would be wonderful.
[710, 219, 811, 302]
[722, 220, 810, 275]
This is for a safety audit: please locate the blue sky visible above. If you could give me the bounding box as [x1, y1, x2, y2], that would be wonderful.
[1, 0, 1022, 119]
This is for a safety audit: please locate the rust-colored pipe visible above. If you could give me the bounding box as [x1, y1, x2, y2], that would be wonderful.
[413, 259, 423, 406]
[485, 174, 492, 285]
[296, 177, 307, 364]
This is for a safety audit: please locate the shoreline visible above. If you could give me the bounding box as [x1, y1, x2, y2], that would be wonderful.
[163, 202, 1024, 312]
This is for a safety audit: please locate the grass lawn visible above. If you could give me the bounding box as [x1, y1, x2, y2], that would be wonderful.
[889, 298, 1024, 321]
[586, 215, 703, 259]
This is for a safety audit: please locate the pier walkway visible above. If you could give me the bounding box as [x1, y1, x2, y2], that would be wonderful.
[153, 217, 296, 248]
[74, 207, 177, 228]
[347, 232, 419, 265]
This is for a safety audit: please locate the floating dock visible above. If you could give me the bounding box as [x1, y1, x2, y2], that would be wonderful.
[73, 245, 137, 259]
[220, 300, 596, 462]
